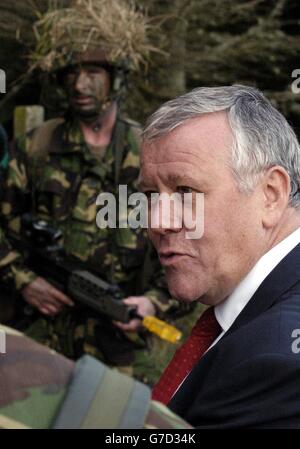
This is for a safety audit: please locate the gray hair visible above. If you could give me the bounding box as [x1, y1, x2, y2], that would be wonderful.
[143, 85, 300, 209]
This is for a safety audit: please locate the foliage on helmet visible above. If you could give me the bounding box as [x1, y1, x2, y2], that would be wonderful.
[30, 0, 159, 73]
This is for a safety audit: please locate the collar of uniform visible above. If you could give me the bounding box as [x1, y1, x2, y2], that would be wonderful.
[62, 118, 86, 153]
[45, 117, 85, 155]
[59, 117, 116, 163]
[215, 226, 300, 333]
[48, 117, 112, 168]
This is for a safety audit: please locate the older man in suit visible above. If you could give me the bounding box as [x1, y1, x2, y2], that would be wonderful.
[139, 85, 300, 428]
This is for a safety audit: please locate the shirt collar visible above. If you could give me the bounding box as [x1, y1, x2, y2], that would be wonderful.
[62, 118, 85, 151]
[215, 226, 300, 332]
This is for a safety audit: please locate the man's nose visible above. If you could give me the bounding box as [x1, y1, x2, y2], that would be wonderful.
[149, 195, 183, 235]
[74, 71, 89, 92]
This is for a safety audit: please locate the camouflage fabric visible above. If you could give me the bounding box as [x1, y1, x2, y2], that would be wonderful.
[0, 325, 74, 429]
[0, 115, 189, 384]
[0, 125, 22, 322]
[0, 325, 193, 429]
[0, 227, 21, 322]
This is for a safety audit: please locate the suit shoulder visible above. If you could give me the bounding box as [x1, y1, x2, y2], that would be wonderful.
[216, 293, 300, 364]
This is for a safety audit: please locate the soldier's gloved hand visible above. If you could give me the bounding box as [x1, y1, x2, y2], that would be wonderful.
[21, 276, 74, 316]
[113, 296, 156, 332]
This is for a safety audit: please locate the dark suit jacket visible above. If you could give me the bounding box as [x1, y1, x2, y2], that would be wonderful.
[169, 243, 300, 428]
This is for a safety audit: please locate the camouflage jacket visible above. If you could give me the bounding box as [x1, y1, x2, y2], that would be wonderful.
[0, 124, 21, 320]
[0, 325, 192, 429]
[0, 116, 177, 314]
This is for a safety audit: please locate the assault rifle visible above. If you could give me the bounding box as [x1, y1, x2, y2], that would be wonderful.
[9, 214, 181, 343]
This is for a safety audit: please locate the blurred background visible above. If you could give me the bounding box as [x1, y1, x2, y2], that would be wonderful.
[1, 0, 300, 137]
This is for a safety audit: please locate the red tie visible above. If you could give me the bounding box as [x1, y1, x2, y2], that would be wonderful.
[152, 307, 222, 405]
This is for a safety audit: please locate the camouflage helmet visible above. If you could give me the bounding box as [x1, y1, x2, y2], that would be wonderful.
[30, 0, 157, 95]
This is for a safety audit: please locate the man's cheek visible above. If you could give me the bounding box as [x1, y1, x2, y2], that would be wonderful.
[94, 81, 106, 98]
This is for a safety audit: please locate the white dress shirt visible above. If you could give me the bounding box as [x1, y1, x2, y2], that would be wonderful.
[213, 226, 300, 346]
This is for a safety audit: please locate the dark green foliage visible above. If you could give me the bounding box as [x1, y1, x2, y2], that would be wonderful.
[1, 0, 300, 129]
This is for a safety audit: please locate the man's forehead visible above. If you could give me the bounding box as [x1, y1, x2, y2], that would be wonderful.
[139, 148, 212, 191]
[139, 167, 193, 184]
[142, 114, 232, 163]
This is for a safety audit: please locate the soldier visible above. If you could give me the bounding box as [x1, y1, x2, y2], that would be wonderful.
[0, 0, 188, 384]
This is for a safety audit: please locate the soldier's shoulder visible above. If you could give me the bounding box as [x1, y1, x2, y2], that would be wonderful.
[118, 116, 142, 130]
[119, 116, 142, 156]
[15, 117, 65, 159]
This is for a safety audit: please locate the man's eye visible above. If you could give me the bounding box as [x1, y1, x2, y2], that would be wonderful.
[66, 73, 76, 79]
[88, 68, 105, 75]
[65, 72, 78, 82]
[66, 68, 78, 76]
[177, 186, 193, 194]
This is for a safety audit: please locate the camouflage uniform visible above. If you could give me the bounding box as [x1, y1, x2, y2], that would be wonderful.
[0, 115, 186, 384]
[0, 324, 192, 429]
[0, 125, 20, 322]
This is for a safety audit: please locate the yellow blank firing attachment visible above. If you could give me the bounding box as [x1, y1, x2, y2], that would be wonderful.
[142, 316, 182, 344]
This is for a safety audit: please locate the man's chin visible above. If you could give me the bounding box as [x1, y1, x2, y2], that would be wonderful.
[168, 279, 201, 303]
[72, 106, 99, 119]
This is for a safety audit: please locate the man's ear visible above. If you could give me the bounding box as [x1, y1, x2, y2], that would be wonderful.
[261, 166, 291, 228]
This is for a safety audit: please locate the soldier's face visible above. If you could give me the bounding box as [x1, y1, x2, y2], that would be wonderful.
[140, 112, 266, 306]
[64, 64, 111, 118]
